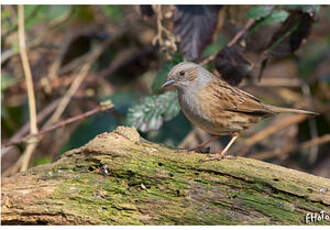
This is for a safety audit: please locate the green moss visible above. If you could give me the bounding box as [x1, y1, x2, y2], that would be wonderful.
[47, 129, 330, 225]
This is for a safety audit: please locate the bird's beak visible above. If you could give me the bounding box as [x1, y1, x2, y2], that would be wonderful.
[161, 79, 175, 89]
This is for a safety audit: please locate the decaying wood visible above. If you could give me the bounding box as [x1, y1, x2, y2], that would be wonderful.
[1, 126, 330, 225]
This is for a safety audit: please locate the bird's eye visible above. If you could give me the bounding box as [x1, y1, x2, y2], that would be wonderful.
[179, 70, 185, 76]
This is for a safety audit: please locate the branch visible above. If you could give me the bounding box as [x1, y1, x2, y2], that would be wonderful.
[199, 18, 255, 66]
[44, 25, 128, 127]
[3, 101, 114, 148]
[250, 134, 330, 160]
[243, 114, 308, 148]
[1, 98, 60, 157]
[18, 5, 38, 171]
[4, 23, 131, 175]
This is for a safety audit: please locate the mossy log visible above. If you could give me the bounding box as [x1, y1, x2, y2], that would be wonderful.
[2, 126, 330, 225]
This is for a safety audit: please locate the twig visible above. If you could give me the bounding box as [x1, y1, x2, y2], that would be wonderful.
[18, 5, 39, 171]
[1, 99, 60, 156]
[250, 134, 330, 160]
[44, 32, 80, 94]
[302, 134, 330, 149]
[243, 114, 308, 148]
[14, 48, 99, 172]
[9, 34, 120, 174]
[4, 101, 114, 147]
[4, 21, 132, 176]
[42, 101, 113, 135]
[251, 144, 295, 160]
[1, 7, 70, 65]
[2, 38, 56, 64]
[301, 81, 319, 163]
[44, 44, 107, 126]
[227, 18, 255, 47]
[199, 18, 255, 66]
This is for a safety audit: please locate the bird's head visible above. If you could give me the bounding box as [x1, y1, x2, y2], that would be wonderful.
[161, 62, 210, 91]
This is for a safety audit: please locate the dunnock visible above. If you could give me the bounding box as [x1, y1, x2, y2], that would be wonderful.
[161, 62, 318, 162]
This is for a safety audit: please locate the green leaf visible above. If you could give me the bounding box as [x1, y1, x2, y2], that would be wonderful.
[46, 5, 71, 21]
[202, 32, 226, 57]
[1, 73, 16, 90]
[247, 6, 273, 20]
[171, 52, 185, 64]
[126, 91, 181, 132]
[72, 6, 94, 22]
[24, 5, 45, 30]
[251, 9, 289, 32]
[101, 6, 123, 22]
[260, 10, 289, 26]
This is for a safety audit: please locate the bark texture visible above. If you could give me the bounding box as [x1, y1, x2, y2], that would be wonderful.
[2, 126, 330, 225]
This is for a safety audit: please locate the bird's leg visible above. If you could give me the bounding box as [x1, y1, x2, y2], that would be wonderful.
[201, 133, 239, 162]
[189, 135, 219, 152]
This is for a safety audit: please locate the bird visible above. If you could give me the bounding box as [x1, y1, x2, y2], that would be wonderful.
[161, 62, 318, 162]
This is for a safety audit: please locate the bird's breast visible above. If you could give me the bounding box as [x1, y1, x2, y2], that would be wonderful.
[178, 90, 225, 134]
[178, 90, 207, 121]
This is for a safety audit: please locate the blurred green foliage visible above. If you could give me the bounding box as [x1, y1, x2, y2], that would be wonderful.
[32, 156, 51, 166]
[247, 6, 273, 20]
[24, 5, 71, 29]
[152, 53, 184, 93]
[101, 5, 124, 22]
[1, 72, 16, 90]
[298, 41, 329, 80]
[151, 63, 175, 93]
[202, 32, 227, 57]
[251, 9, 289, 32]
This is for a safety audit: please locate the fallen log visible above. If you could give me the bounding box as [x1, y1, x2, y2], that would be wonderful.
[2, 126, 330, 225]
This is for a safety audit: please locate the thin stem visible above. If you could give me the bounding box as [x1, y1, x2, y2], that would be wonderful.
[18, 5, 39, 171]
[18, 5, 38, 135]
[1, 99, 60, 157]
[3, 101, 114, 147]
[199, 18, 255, 66]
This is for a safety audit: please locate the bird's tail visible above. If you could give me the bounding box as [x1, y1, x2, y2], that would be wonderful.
[265, 105, 319, 116]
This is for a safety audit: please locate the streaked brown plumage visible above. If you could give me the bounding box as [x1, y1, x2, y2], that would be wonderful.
[161, 62, 318, 161]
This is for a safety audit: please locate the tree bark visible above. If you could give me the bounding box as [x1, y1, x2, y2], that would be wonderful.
[2, 126, 330, 225]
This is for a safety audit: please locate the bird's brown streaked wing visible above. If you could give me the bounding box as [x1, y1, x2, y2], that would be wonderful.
[205, 80, 274, 115]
